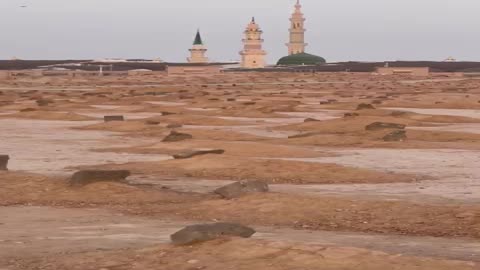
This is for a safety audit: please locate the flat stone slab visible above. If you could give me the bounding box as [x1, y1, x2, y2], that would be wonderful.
[383, 130, 407, 142]
[366, 122, 406, 131]
[170, 223, 256, 245]
[104, 115, 125, 122]
[214, 180, 269, 199]
[356, 103, 376, 110]
[0, 155, 9, 170]
[70, 170, 131, 186]
[162, 131, 192, 142]
[173, 149, 225, 159]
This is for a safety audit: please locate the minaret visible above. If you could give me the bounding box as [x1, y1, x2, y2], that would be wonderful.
[239, 17, 267, 68]
[287, 0, 308, 55]
[188, 30, 208, 63]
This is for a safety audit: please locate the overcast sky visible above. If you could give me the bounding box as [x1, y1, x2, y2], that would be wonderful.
[0, 0, 478, 63]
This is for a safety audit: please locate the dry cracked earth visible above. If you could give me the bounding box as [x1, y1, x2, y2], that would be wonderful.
[0, 72, 480, 269]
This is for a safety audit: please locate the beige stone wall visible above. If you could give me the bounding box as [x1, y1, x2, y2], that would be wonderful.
[376, 67, 430, 76]
[166, 65, 221, 76]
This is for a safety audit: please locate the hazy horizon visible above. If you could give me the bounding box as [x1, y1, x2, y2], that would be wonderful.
[1, 0, 479, 63]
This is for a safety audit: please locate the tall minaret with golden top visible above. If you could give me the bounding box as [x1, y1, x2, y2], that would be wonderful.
[239, 17, 267, 68]
[286, 0, 308, 55]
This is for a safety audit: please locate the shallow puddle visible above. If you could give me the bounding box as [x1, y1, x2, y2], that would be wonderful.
[184, 124, 299, 138]
[3, 206, 478, 262]
[277, 148, 480, 203]
[146, 101, 186, 106]
[409, 124, 480, 134]
[0, 119, 170, 175]
[386, 107, 480, 119]
[217, 116, 305, 124]
[78, 112, 164, 119]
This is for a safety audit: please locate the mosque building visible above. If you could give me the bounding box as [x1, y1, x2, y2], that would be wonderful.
[239, 17, 267, 69]
[277, 0, 326, 66]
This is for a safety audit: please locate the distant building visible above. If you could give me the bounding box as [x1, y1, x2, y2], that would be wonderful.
[188, 30, 209, 64]
[444, 56, 457, 62]
[239, 17, 267, 69]
[277, 1, 326, 66]
[376, 67, 430, 76]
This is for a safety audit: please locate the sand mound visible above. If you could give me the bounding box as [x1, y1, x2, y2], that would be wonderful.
[21, 238, 478, 270]
[2, 111, 95, 121]
[80, 155, 417, 184]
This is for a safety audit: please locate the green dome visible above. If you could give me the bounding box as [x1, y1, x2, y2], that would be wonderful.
[277, 53, 326, 66]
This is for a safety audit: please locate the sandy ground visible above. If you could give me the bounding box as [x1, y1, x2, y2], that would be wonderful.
[1, 72, 480, 269]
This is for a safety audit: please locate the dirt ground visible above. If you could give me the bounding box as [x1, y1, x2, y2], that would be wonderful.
[1, 72, 480, 269]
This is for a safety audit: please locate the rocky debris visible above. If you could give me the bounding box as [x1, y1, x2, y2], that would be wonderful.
[167, 123, 183, 129]
[356, 103, 376, 110]
[20, 108, 37, 112]
[173, 149, 225, 159]
[344, 112, 359, 118]
[0, 155, 9, 170]
[36, 99, 53, 107]
[383, 130, 407, 142]
[104, 115, 124, 122]
[214, 180, 269, 199]
[391, 111, 408, 117]
[162, 131, 192, 142]
[170, 223, 256, 245]
[145, 120, 160, 125]
[366, 122, 406, 131]
[288, 132, 316, 139]
[304, 118, 320, 122]
[70, 170, 131, 186]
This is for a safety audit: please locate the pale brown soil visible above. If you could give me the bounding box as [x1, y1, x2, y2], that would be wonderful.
[11, 239, 478, 270]
[1, 172, 478, 240]
[2, 72, 480, 268]
[78, 156, 416, 184]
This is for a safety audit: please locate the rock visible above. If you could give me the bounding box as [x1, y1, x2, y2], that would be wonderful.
[0, 155, 9, 170]
[166, 123, 183, 129]
[162, 111, 176, 116]
[227, 98, 236, 102]
[243, 102, 256, 105]
[170, 223, 256, 245]
[214, 180, 269, 199]
[304, 118, 320, 122]
[162, 131, 193, 142]
[365, 122, 406, 131]
[70, 170, 131, 186]
[383, 130, 407, 142]
[356, 103, 375, 110]
[145, 120, 160, 125]
[390, 111, 408, 117]
[104, 115, 124, 122]
[36, 99, 53, 107]
[344, 112, 359, 118]
[20, 108, 37, 112]
[173, 149, 225, 159]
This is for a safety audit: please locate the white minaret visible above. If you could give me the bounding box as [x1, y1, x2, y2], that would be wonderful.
[188, 30, 208, 63]
[239, 17, 267, 68]
[286, 0, 308, 55]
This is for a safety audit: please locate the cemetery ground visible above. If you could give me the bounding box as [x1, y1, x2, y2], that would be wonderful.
[0, 72, 479, 269]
